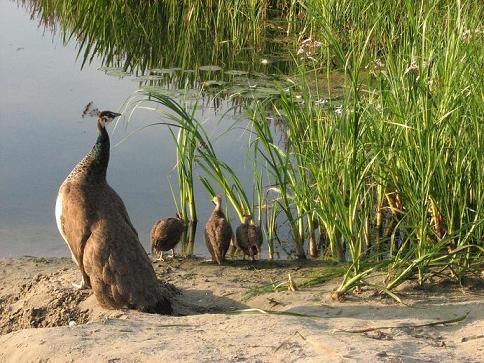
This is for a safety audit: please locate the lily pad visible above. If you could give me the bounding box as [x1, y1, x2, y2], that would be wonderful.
[177, 89, 203, 99]
[240, 90, 278, 100]
[99, 67, 130, 78]
[225, 70, 248, 76]
[227, 86, 248, 96]
[149, 68, 179, 75]
[250, 71, 271, 79]
[134, 75, 164, 81]
[141, 85, 176, 97]
[251, 87, 280, 96]
[202, 80, 227, 87]
[199, 65, 222, 72]
[105, 70, 130, 78]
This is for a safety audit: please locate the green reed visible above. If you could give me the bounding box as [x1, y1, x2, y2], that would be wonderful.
[125, 89, 255, 225]
[263, 0, 483, 296]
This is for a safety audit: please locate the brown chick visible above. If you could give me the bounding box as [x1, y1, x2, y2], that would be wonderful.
[204, 195, 233, 264]
[235, 214, 263, 261]
[150, 214, 184, 261]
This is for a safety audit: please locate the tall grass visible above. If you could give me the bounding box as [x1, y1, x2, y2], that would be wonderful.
[259, 0, 483, 295]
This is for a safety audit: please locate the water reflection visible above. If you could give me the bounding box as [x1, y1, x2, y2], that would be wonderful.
[20, 0, 296, 75]
[17, 0, 305, 113]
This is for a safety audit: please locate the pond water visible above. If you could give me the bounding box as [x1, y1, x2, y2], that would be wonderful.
[0, 0, 299, 257]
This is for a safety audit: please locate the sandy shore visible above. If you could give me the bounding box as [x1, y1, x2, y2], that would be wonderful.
[0, 257, 483, 362]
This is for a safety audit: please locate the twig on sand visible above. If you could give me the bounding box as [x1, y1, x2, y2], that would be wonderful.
[341, 312, 469, 334]
[230, 308, 323, 318]
[156, 324, 193, 328]
[461, 334, 484, 342]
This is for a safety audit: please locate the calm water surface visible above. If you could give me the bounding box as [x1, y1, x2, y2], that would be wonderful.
[0, 1, 256, 257]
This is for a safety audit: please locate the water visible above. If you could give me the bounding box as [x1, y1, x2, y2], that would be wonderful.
[0, 1, 265, 257]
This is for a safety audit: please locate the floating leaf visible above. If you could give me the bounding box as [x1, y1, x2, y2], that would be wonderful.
[105, 69, 130, 78]
[149, 68, 164, 74]
[250, 71, 270, 79]
[225, 70, 248, 76]
[227, 86, 248, 97]
[202, 80, 226, 87]
[98, 66, 123, 72]
[135, 75, 164, 81]
[149, 68, 179, 75]
[177, 89, 203, 99]
[98, 66, 130, 78]
[251, 87, 280, 95]
[240, 90, 275, 100]
[141, 85, 176, 96]
[199, 65, 222, 72]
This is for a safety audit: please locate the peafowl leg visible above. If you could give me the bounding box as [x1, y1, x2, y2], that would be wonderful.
[156, 251, 165, 261]
[229, 245, 237, 258]
[72, 275, 89, 290]
[171, 249, 176, 259]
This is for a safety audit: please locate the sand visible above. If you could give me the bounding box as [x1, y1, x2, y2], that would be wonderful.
[0, 256, 483, 362]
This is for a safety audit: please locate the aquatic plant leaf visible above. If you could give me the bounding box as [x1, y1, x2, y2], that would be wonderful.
[199, 65, 222, 71]
[202, 80, 227, 87]
[150, 68, 180, 75]
[225, 70, 249, 76]
[135, 75, 165, 81]
[251, 87, 280, 95]
[141, 85, 176, 97]
[98, 66, 130, 78]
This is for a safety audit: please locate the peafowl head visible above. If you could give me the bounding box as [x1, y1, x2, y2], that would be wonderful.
[97, 110, 121, 127]
[243, 214, 253, 224]
[211, 194, 223, 209]
[82, 102, 121, 128]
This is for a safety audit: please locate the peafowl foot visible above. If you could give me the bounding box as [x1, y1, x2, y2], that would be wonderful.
[72, 276, 89, 290]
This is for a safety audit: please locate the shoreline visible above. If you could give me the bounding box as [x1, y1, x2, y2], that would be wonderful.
[0, 256, 483, 362]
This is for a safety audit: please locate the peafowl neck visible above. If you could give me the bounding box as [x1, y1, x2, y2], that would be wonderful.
[213, 206, 225, 219]
[88, 122, 110, 179]
[67, 119, 110, 183]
